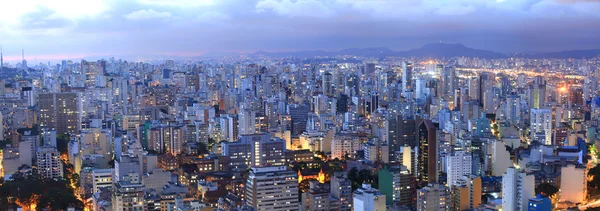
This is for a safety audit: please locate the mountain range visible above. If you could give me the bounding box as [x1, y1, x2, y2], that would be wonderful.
[244, 42, 600, 59]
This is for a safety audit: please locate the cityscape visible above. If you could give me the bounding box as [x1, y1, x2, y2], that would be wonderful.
[1, 0, 600, 211]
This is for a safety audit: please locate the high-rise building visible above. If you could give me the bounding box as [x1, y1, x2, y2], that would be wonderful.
[417, 119, 437, 184]
[92, 168, 113, 193]
[301, 180, 339, 211]
[353, 183, 386, 211]
[530, 108, 552, 145]
[112, 181, 146, 211]
[502, 167, 535, 211]
[417, 183, 450, 211]
[397, 115, 417, 149]
[528, 76, 546, 109]
[402, 62, 413, 93]
[446, 151, 472, 189]
[450, 176, 481, 211]
[221, 133, 286, 170]
[330, 171, 353, 211]
[238, 104, 256, 135]
[323, 71, 334, 97]
[38, 92, 82, 134]
[505, 93, 520, 126]
[441, 66, 457, 102]
[378, 165, 415, 206]
[560, 164, 587, 204]
[246, 166, 299, 211]
[36, 145, 63, 179]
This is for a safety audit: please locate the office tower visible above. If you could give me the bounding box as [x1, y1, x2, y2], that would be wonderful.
[0, 45, 3, 71]
[38, 92, 82, 134]
[505, 93, 520, 126]
[416, 183, 450, 211]
[450, 176, 481, 210]
[365, 63, 376, 74]
[378, 165, 414, 206]
[503, 167, 535, 211]
[468, 77, 480, 101]
[353, 183, 386, 211]
[92, 168, 113, 193]
[479, 72, 495, 113]
[415, 77, 427, 100]
[323, 71, 334, 97]
[560, 164, 587, 204]
[446, 151, 472, 189]
[417, 119, 437, 184]
[246, 166, 298, 211]
[441, 66, 457, 101]
[301, 181, 338, 211]
[402, 62, 413, 93]
[112, 181, 146, 211]
[288, 104, 309, 136]
[330, 171, 353, 211]
[530, 108, 552, 145]
[398, 115, 417, 148]
[36, 146, 63, 179]
[529, 76, 546, 109]
[82, 60, 103, 87]
[221, 133, 286, 170]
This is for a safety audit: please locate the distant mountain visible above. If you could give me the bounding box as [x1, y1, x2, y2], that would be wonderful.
[400, 43, 506, 59]
[220, 42, 600, 59]
[249, 43, 507, 59]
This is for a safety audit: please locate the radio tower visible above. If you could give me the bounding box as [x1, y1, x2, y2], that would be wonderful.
[0, 45, 3, 71]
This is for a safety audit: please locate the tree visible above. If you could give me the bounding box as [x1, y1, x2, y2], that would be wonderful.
[56, 134, 71, 155]
[197, 142, 209, 155]
[535, 183, 558, 198]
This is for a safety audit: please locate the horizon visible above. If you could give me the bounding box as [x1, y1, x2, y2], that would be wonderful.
[1, 0, 600, 62]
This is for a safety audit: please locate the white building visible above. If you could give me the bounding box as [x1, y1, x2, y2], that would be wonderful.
[446, 151, 472, 189]
[560, 164, 587, 204]
[353, 183, 386, 211]
[245, 166, 298, 211]
[331, 133, 359, 160]
[530, 108, 552, 145]
[92, 168, 113, 193]
[502, 167, 535, 211]
[36, 145, 63, 179]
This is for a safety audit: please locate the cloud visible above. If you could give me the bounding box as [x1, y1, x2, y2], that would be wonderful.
[137, 0, 215, 7]
[256, 0, 335, 18]
[196, 12, 231, 22]
[123, 9, 171, 20]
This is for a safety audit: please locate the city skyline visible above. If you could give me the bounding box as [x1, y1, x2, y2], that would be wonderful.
[1, 0, 600, 61]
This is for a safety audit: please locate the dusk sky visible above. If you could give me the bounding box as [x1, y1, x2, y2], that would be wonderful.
[1, 0, 600, 61]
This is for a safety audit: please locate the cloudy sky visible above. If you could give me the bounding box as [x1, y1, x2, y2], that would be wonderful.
[1, 0, 600, 61]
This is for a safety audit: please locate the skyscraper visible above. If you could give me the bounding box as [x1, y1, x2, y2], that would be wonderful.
[246, 166, 299, 211]
[417, 119, 437, 184]
[530, 108, 552, 145]
[502, 167, 535, 211]
[402, 62, 413, 93]
[446, 151, 472, 189]
[323, 71, 334, 97]
[38, 92, 83, 134]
